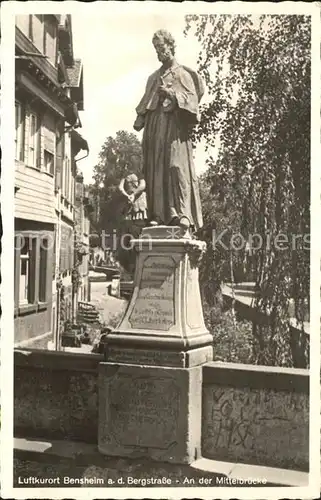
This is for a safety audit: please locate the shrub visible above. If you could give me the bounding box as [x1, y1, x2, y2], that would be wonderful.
[204, 306, 253, 364]
[104, 309, 125, 329]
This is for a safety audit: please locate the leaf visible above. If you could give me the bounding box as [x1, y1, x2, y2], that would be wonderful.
[186, 14, 310, 367]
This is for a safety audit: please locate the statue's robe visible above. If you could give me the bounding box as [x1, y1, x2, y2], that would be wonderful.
[134, 61, 204, 229]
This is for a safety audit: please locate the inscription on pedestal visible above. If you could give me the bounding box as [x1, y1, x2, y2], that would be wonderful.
[129, 256, 175, 330]
[109, 374, 180, 448]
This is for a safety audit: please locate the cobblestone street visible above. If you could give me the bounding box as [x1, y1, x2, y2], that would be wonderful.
[89, 281, 127, 326]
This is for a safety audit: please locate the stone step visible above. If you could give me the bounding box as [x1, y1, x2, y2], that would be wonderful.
[14, 437, 309, 488]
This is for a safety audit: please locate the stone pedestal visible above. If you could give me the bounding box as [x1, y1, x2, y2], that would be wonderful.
[99, 226, 212, 464]
[106, 226, 213, 367]
[98, 363, 202, 464]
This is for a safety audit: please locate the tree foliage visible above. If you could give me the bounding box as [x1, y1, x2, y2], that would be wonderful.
[185, 14, 310, 367]
[93, 130, 143, 233]
[91, 130, 143, 273]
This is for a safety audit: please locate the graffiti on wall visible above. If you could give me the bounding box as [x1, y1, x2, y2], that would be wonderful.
[203, 385, 309, 468]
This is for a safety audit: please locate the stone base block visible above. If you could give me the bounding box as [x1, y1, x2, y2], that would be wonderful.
[98, 362, 202, 465]
[106, 345, 213, 368]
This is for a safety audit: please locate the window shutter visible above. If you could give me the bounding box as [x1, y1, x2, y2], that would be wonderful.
[55, 155, 62, 191]
[19, 111, 25, 162]
[39, 239, 47, 302]
[28, 238, 37, 303]
[52, 228, 56, 278]
[59, 240, 63, 271]
[55, 130, 65, 191]
[38, 116, 42, 169]
[14, 236, 19, 308]
[19, 104, 25, 162]
[50, 157, 55, 176]
[60, 227, 65, 273]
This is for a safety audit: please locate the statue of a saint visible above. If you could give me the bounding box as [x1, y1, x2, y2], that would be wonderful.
[134, 29, 204, 231]
[118, 173, 147, 221]
[117, 173, 148, 276]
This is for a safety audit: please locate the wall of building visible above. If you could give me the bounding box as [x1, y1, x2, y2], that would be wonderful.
[14, 99, 56, 345]
[16, 15, 58, 66]
[78, 257, 90, 302]
[60, 221, 74, 273]
[14, 219, 54, 347]
[15, 14, 85, 349]
[74, 177, 91, 303]
[15, 18, 59, 348]
[15, 163, 56, 224]
[81, 211, 90, 302]
[14, 309, 52, 347]
[60, 132, 75, 220]
[14, 103, 56, 225]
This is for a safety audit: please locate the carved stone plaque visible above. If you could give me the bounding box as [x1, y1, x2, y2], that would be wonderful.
[109, 374, 180, 448]
[129, 255, 175, 330]
[99, 364, 203, 463]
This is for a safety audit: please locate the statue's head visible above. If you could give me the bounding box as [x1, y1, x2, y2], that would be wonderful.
[126, 173, 138, 183]
[152, 29, 176, 63]
[125, 173, 138, 193]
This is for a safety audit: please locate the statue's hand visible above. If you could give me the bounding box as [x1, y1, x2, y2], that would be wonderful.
[158, 84, 173, 97]
[133, 114, 145, 131]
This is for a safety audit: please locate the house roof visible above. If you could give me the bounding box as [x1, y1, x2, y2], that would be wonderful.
[66, 59, 82, 88]
[71, 129, 89, 153]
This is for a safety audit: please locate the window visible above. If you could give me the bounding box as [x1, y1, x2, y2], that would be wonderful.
[32, 15, 44, 53]
[15, 102, 25, 161]
[44, 150, 54, 175]
[55, 130, 64, 191]
[64, 157, 70, 200]
[60, 226, 69, 273]
[52, 228, 57, 278]
[19, 245, 29, 304]
[69, 229, 74, 269]
[15, 103, 20, 158]
[15, 16, 31, 39]
[19, 237, 36, 305]
[67, 159, 70, 200]
[39, 239, 48, 302]
[52, 306, 56, 340]
[62, 157, 67, 198]
[70, 174, 74, 205]
[28, 112, 40, 168]
[14, 237, 18, 306]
